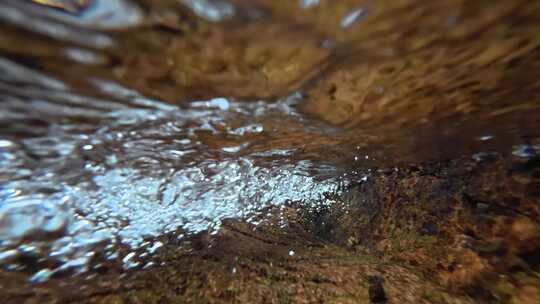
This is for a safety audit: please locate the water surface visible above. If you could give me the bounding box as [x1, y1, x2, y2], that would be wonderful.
[1, 0, 539, 282]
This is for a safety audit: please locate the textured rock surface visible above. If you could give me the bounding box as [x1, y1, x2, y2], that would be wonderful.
[2, 153, 539, 303]
[1, 0, 540, 303]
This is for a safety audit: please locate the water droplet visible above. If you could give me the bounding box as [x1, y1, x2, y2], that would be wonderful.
[65, 48, 106, 65]
[210, 97, 230, 110]
[0, 249, 18, 264]
[147, 241, 163, 254]
[512, 144, 537, 158]
[180, 0, 235, 22]
[122, 252, 139, 269]
[222, 144, 247, 153]
[478, 135, 494, 141]
[299, 0, 319, 9]
[29, 268, 54, 283]
[0, 139, 14, 148]
[30, 0, 144, 30]
[472, 152, 496, 162]
[340, 8, 366, 28]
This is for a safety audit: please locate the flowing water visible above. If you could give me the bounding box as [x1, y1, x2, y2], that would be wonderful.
[0, 0, 539, 284]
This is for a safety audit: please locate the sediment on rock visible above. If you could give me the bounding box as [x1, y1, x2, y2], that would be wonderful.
[2, 152, 538, 303]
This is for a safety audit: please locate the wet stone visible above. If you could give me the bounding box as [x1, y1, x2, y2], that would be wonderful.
[0, 0, 540, 303]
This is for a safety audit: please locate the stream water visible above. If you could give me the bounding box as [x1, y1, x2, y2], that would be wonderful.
[0, 0, 539, 283]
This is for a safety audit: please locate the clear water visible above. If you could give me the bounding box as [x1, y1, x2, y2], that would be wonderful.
[0, 0, 353, 281]
[0, 0, 539, 282]
[1, 91, 347, 282]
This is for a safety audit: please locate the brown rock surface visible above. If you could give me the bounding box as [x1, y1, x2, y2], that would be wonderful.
[1, 0, 540, 303]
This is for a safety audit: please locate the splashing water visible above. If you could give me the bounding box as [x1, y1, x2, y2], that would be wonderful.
[1, 85, 350, 279]
[1, 0, 540, 283]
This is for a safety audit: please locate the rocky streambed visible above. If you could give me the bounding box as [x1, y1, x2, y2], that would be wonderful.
[0, 0, 539, 303]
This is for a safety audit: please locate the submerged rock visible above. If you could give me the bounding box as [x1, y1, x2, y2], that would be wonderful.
[0, 0, 539, 303]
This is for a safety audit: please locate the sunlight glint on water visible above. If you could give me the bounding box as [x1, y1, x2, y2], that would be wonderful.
[0, 88, 347, 281]
[2, 0, 540, 284]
